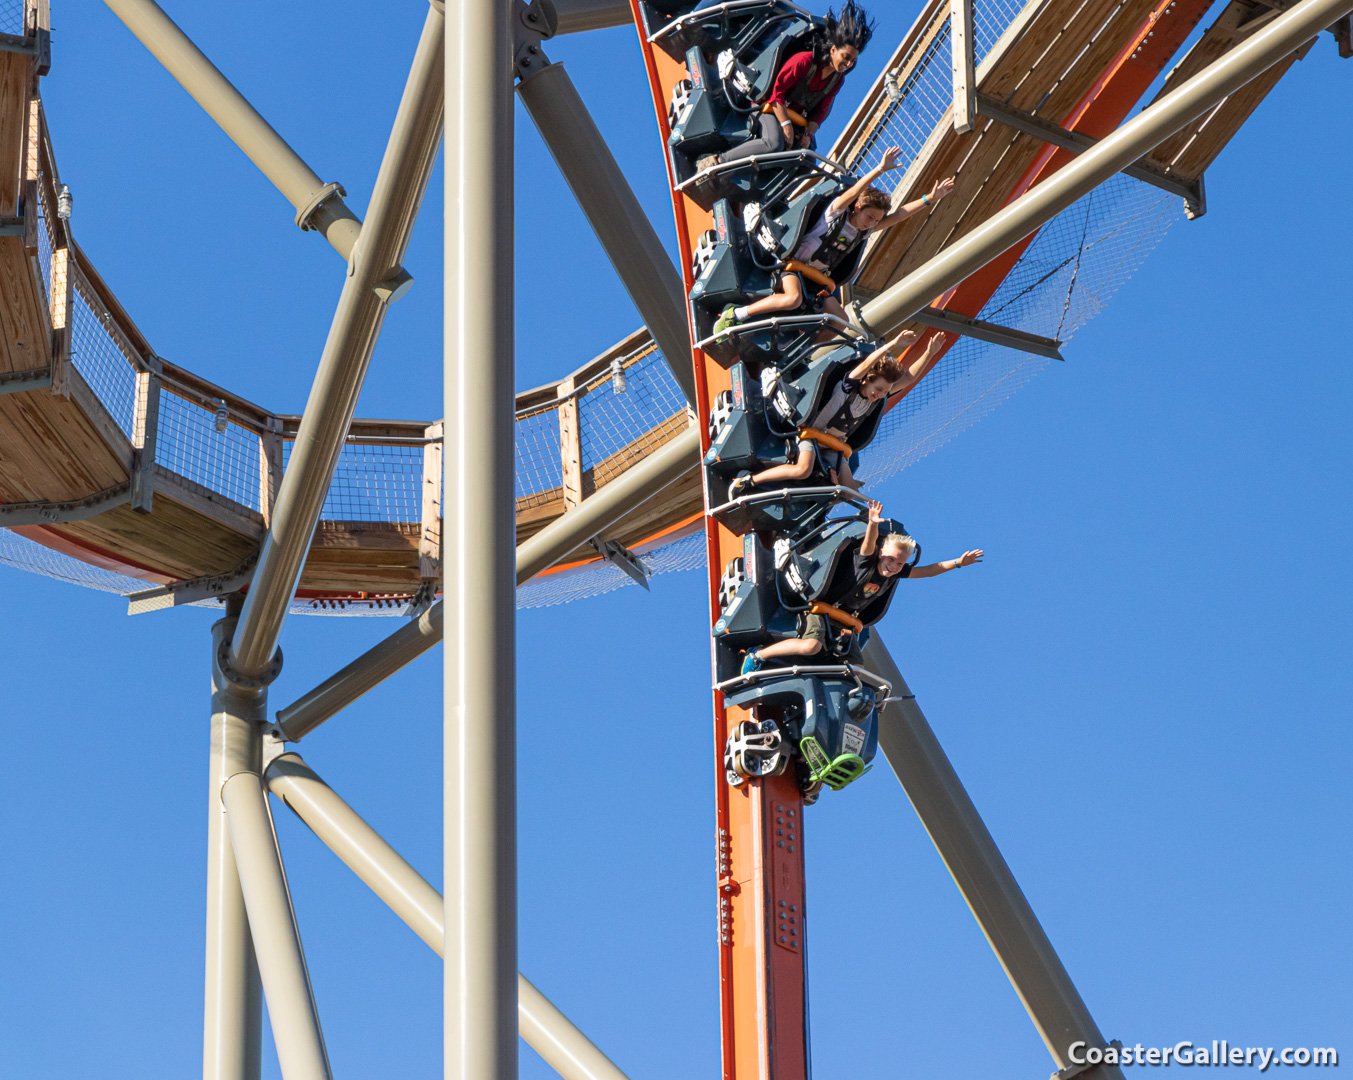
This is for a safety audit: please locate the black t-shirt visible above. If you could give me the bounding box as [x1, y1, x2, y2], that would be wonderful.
[809, 371, 879, 442]
[834, 548, 910, 617]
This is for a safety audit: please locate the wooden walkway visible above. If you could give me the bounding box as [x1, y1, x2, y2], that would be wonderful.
[0, 0, 1313, 602]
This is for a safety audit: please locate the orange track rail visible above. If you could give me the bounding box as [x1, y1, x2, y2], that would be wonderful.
[627, 6, 809, 1080]
[626, 2, 1217, 1077]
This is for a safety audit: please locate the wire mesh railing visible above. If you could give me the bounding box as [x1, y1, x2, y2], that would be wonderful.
[2, 0, 1195, 613]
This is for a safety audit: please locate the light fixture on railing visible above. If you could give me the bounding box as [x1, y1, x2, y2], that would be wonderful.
[214, 399, 229, 434]
[884, 70, 902, 102]
[610, 357, 627, 395]
[56, 184, 72, 221]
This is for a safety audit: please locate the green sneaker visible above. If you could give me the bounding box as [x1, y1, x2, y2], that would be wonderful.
[713, 304, 741, 342]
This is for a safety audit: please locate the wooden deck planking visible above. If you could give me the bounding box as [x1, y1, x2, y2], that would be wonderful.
[1144, 0, 1308, 181]
[0, 51, 27, 220]
[860, 0, 1167, 297]
[0, 235, 49, 375]
[52, 493, 261, 581]
[0, 371, 128, 502]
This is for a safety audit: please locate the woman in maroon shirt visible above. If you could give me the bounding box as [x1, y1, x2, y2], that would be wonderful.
[711, 0, 876, 167]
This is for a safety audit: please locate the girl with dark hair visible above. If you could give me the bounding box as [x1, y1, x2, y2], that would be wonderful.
[705, 0, 877, 168]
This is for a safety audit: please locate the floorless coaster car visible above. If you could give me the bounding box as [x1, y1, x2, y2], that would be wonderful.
[689, 181, 865, 313]
[703, 353, 888, 484]
[712, 519, 914, 664]
[717, 664, 891, 797]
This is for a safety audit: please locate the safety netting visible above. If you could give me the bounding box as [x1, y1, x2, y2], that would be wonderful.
[0, 0, 1182, 614]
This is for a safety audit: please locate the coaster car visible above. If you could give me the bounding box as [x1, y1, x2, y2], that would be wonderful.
[776, 515, 918, 627]
[703, 351, 889, 487]
[688, 181, 864, 316]
[718, 663, 890, 795]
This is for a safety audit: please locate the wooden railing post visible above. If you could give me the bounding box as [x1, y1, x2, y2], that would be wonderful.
[259, 417, 284, 525]
[557, 377, 584, 509]
[131, 355, 161, 513]
[419, 421, 444, 584]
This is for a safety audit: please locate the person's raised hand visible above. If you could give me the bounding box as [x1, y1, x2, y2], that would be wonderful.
[867, 499, 885, 524]
[893, 329, 920, 349]
[956, 549, 984, 566]
[929, 176, 956, 202]
[880, 145, 904, 172]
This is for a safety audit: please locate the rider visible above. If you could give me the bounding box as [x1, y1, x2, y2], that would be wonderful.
[728, 330, 946, 497]
[702, 0, 876, 170]
[741, 499, 983, 673]
[715, 145, 956, 334]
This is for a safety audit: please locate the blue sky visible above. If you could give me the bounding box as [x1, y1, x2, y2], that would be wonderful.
[1, 2, 1349, 1078]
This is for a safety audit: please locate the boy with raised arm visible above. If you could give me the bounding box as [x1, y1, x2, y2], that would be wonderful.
[741, 499, 983, 673]
[714, 146, 956, 337]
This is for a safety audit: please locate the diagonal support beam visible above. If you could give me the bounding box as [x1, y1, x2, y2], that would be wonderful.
[975, 93, 1206, 219]
[223, 769, 333, 1080]
[263, 752, 635, 1080]
[274, 426, 700, 741]
[101, 0, 395, 271]
[517, 57, 697, 406]
[861, 0, 1351, 336]
[908, 306, 1064, 360]
[228, 5, 445, 680]
[862, 634, 1124, 1078]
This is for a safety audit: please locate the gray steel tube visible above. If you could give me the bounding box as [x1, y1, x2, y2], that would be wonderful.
[552, 0, 634, 34]
[518, 61, 696, 406]
[205, 617, 263, 1080]
[276, 603, 443, 741]
[101, 0, 363, 260]
[860, 0, 1351, 335]
[230, 6, 445, 679]
[445, 0, 519, 1076]
[515, 424, 699, 583]
[264, 754, 633, 1080]
[862, 634, 1124, 1077]
[222, 771, 333, 1080]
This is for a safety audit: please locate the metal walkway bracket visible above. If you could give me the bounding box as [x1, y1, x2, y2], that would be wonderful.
[910, 306, 1064, 360]
[976, 92, 1208, 219]
[590, 536, 652, 590]
[125, 554, 258, 615]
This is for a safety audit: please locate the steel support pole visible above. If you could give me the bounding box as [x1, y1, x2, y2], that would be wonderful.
[230, 5, 445, 679]
[860, 0, 1352, 335]
[445, 0, 518, 1076]
[101, 0, 365, 261]
[205, 615, 263, 1080]
[274, 425, 699, 741]
[517, 61, 696, 406]
[222, 772, 333, 1080]
[264, 754, 632, 1080]
[552, 0, 633, 34]
[861, 634, 1125, 1078]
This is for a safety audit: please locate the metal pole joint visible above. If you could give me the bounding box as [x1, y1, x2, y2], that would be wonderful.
[293, 181, 348, 231]
[217, 636, 284, 690]
[513, 0, 559, 78]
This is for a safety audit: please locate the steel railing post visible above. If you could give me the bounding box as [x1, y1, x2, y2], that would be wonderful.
[445, 0, 518, 1076]
[862, 634, 1125, 1077]
[205, 613, 263, 1080]
[860, 0, 1353, 336]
